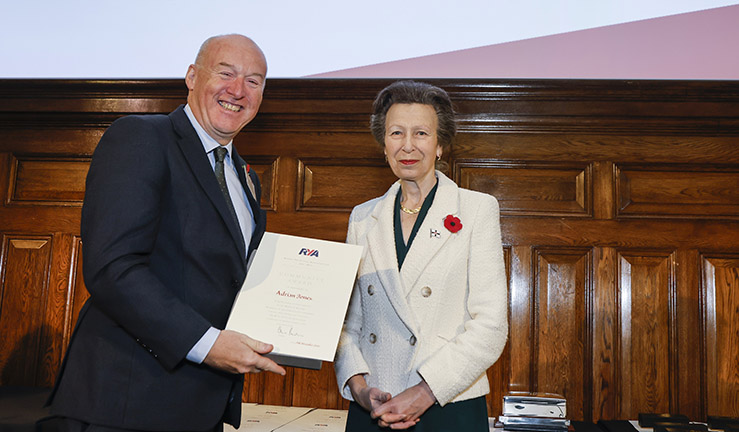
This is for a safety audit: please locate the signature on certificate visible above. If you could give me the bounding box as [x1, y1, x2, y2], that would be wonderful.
[277, 325, 305, 338]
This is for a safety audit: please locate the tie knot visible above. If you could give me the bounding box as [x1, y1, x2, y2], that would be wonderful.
[214, 146, 228, 162]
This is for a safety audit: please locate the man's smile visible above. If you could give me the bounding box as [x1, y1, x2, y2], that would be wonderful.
[219, 100, 242, 112]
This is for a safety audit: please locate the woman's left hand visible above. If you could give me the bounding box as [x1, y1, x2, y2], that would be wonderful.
[371, 381, 436, 429]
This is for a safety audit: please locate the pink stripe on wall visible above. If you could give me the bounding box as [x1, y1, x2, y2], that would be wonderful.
[309, 4, 739, 79]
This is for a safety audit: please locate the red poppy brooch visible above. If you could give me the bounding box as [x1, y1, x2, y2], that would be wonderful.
[444, 215, 463, 233]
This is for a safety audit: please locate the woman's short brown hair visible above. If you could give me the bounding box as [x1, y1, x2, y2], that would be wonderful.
[370, 80, 456, 153]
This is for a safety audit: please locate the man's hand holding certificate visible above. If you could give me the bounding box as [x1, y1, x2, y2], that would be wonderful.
[226, 232, 362, 369]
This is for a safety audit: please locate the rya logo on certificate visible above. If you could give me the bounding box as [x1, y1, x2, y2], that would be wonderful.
[298, 248, 319, 257]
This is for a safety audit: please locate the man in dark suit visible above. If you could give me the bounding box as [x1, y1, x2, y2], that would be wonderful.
[47, 34, 285, 432]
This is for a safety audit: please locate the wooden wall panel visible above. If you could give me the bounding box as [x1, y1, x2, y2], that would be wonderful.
[298, 161, 396, 211]
[38, 234, 82, 387]
[242, 362, 294, 406]
[248, 157, 279, 211]
[508, 246, 534, 393]
[0, 235, 52, 385]
[457, 162, 592, 217]
[291, 364, 347, 410]
[0, 128, 104, 155]
[618, 252, 675, 417]
[534, 248, 591, 420]
[702, 255, 739, 416]
[616, 165, 739, 219]
[9, 156, 89, 205]
[674, 249, 703, 419]
[2, 79, 739, 421]
[455, 135, 739, 165]
[592, 247, 618, 419]
[485, 246, 512, 418]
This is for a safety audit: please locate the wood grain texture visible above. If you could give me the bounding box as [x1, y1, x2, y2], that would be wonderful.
[242, 157, 278, 211]
[534, 248, 591, 420]
[9, 156, 90, 205]
[485, 247, 512, 418]
[675, 249, 702, 419]
[1, 79, 739, 420]
[702, 255, 739, 417]
[616, 164, 739, 219]
[592, 247, 617, 420]
[456, 161, 592, 217]
[508, 246, 533, 393]
[0, 235, 52, 385]
[618, 251, 675, 417]
[298, 160, 397, 211]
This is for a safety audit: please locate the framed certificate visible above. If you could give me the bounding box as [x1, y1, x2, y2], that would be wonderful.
[226, 232, 363, 369]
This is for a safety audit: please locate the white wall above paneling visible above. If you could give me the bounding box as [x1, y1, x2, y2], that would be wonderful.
[1, 0, 737, 79]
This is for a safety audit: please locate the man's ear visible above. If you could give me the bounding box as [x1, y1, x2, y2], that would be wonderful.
[185, 65, 197, 91]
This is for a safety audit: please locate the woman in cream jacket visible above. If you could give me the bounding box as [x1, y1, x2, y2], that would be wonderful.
[334, 81, 508, 431]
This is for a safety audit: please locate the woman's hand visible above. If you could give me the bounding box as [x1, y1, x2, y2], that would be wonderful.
[371, 381, 436, 429]
[348, 374, 392, 412]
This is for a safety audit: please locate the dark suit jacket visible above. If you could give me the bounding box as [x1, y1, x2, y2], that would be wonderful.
[48, 105, 266, 430]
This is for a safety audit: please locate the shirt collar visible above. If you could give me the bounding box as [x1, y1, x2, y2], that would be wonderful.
[184, 104, 233, 157]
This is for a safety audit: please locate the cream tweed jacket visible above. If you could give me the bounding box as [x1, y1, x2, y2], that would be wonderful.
[334, 171, 508, 406]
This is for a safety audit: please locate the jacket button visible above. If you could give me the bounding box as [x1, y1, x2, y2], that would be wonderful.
[368, 285, 375, 296]
[421, 286, 432, 297]
[369, 333, 377, 344]
[409, 335, 417, 346]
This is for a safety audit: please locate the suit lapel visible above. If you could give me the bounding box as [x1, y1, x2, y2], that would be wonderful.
[233, 151, 266, 254]
[365, 182, 420, 334]
[233, 152, 258, 213]
[399, 172, 460, 294]
[169, 106, 247, 262]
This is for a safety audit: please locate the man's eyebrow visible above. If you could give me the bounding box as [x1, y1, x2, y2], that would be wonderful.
[216, 62, 264, 79]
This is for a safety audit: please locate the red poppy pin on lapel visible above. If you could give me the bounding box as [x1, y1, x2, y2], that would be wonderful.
[444, 215, 462, 233]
